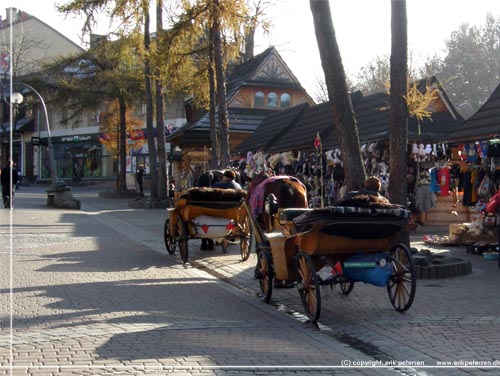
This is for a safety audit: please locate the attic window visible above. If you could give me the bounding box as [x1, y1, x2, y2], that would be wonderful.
[280, 93, 290, 108]
[268, 92, 278, 107]
[255, 91, 265, 107]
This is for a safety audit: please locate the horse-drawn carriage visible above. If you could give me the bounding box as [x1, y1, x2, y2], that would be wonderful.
[244, 177, 416, 323]
[163, 171, 416, 323]
[163, 187, 252, 263]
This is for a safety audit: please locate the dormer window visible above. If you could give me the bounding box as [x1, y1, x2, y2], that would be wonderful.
[254, 91, 265, 107]
[252, 90, 292, 108]
[280, 93, 291, 108]
[267, 92, 278, 107]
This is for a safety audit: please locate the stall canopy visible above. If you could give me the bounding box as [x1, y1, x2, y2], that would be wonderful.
[445, 80, 500, 142]
[234, 76, 463, 154]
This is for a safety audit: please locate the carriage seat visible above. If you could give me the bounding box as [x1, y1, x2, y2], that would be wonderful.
[292, 205, 411, 239]
[180, 187, 246, 205]
[177, 187, 247, 221]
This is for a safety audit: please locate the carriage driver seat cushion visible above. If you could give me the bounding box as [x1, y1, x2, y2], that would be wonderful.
[180, 187, 247, 202]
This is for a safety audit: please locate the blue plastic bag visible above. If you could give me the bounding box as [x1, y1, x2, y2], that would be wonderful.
[343, 253, 392, 287]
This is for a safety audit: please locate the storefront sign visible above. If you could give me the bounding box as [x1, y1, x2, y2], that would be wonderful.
[51, 134, 98, 144]
[60, 135, 93, 143]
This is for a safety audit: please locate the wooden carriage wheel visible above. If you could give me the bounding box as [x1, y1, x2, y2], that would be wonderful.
[387, 243, 416, 312]
[257, 250, 274, 303]
[295, 251, 321, 322]
[178, 216, 189, 264]
[338, 279, 354, 295]
[163, 218, 176, 255]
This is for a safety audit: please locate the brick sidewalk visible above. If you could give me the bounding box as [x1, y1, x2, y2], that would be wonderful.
[81, 186, 500, 375]
[1, 186, 407, 376]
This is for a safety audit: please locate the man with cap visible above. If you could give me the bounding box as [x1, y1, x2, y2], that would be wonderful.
[213, 169, 242, 190]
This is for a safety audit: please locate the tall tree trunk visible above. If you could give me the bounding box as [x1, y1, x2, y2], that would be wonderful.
[389, 0, 408, 206]
[309, 0, 365, 191]
[243, 25, 255, 62]
[208, 23, 219, 169]
[155, 0, 167, 200]
[144, 3, 158, 199]
[118, 95, 127, 192]
[213, 0, 231, 168]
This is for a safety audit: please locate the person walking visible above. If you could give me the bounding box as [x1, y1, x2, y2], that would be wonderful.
[1, 159, 19, 209]
[136, 165, 144, 196]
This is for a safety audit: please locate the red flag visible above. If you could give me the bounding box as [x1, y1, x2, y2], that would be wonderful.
[314, 132, 321, 148]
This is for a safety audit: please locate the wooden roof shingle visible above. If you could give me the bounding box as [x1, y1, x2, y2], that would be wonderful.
[234, 102, 309, 152]
[445, 81, 500, 142]
[236, 78, 463, 153]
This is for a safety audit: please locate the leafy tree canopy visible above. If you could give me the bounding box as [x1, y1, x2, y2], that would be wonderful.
[351, 13, 500, 118]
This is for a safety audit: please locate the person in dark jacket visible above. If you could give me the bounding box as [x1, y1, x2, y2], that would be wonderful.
[213, 169, 242, 189]
[1, 159, 19, 209]
[136, 165, 144, 196]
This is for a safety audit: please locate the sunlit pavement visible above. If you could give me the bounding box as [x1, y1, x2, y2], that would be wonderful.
[1, 184, 499, 375]
[1, 185, 398, 376]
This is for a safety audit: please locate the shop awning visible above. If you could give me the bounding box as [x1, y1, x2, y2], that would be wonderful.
[1, 116, 35, 134]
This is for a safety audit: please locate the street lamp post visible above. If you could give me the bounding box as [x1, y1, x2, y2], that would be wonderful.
[13, 82, 58, 187]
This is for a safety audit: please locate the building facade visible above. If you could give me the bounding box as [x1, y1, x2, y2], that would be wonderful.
[1, 7, 88, 182]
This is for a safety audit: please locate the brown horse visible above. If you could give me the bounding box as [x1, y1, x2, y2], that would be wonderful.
[247, 170, 308, 232]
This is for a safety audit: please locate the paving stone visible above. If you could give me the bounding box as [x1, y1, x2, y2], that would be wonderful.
[2, 187, 499, 376]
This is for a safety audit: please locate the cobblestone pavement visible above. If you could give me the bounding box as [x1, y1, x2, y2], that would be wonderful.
[1, 185, 499, 376]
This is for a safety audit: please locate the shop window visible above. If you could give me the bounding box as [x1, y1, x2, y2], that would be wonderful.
[280, 93, 291, 108]
[268, 92, 278, 107]
[254, 91, 265, 107]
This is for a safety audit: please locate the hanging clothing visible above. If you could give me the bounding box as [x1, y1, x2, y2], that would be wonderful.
[429, 167, 441, 194]
[416, 183, 436, 212]
[477, 171, 496, 198]
[462, 170, 473, 206]
[437, 167, 450, 196]
[479, 141, 489, 159]
[470, 168, 479, 205]
[488, 140, 500, 158]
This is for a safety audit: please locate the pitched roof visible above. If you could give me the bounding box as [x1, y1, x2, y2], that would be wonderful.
[225, 47, 306, 101]
[225, 47, 273, 97]
[355, 91, 462, 144]
[445, 81, 500, 142]
[234, 102, 309, 152]
[267, 101, 334, 152]
[166, 46, 312, 145]
[1, 9, 83, 52]
[236, 78, 463, 153]
[167, 107, 275, 145]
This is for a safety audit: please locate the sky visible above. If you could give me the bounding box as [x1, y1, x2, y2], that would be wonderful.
[4, 0, 500, 97]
